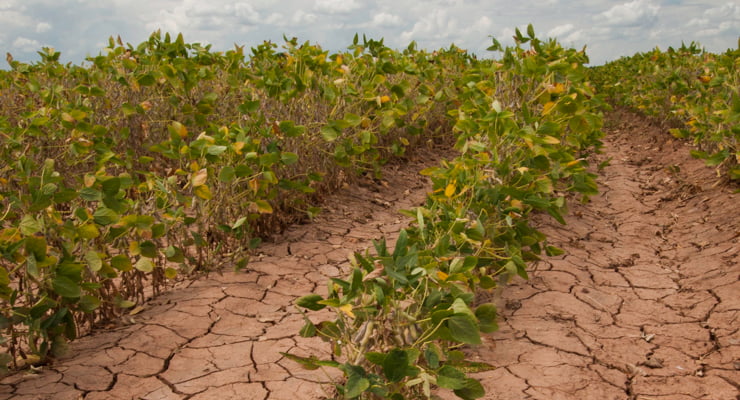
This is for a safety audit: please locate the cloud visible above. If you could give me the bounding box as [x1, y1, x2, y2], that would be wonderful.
[35, 22, 52, 33]
[548, 23, 574, 38]
[13, 36, 42, 52]
[314, 0, 361, 14]
[400, 9, 457, 43]
[291, 10, 317, 24]
[596, 0, 659, 26]
[687, 18, 708, 27]
[371, 12, 403, 27]
[704, 2, 740, 20]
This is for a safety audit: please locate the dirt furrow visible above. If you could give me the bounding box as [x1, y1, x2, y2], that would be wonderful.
[0, 151, 445, 400]
[462, 109, 739, 400]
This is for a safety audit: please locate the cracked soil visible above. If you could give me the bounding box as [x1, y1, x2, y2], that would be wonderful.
[1, 109, 738, 399]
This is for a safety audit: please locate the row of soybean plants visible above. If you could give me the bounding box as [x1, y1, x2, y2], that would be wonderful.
[289, 26, 605, 400]
[0, 32, 469, 369]
[591, 41, 740, 180]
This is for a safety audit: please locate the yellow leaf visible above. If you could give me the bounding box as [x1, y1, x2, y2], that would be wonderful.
[542, 101, 556, 116]
[566, 159, 582, 167]
[84, 174, 96, 188]
[436, 271, 449, 281]
[129, 241, 141, 255]
[510, 199, 523, 210]
[171, 121, 188, 138]
[192, 168, 207, 187]
[194, 185, 212, 200]
[61, 112, 75, 123]
[254, 199, 273, 214]
[338, 304, 355, 319]
[444, 183, 456, 197]
[233, 141, 245, 155]
[248, 178, 259, 194]
[542, 135, 561, 145]
[380, 95, 391, 103]
[547, 83, 565, 94]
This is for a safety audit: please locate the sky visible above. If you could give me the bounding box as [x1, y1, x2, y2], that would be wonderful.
[0, 0, 738, 67]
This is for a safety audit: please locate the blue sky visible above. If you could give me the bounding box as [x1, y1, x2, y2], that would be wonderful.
[1, 0, 738, 66]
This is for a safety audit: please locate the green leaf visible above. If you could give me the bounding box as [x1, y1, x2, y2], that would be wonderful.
[77, 224, 100, 240]
[296, 294, 326, 311]
[344, 369, 370, 398]
[219, 166, 236, 183]
[383, 348, 409, 382]
[447, 315, 481, 345]
[545, 245, 565, 256]
[206, 145, 228, 156]
[79, 295, 101, 312]
[25, 236, 47, 261]
[19, 215, 42, 235]
[344, 113, 362, 127]
[85, 251, 102, 272]
[111, 255, 132, 272]
[0, 266, 10, 287]
[139, 240, 158, 258]
[278, 121, 306, 137]
[165, 246, 185, 263]
[137, 73, 156, 86]
[116, 297, 135, 308]
[101, 177, 120, 197]
[320, 125, 339, 141]
[52, 276, 81, 298]
[453, 378, 486, 400]
[79, 188, 102, 201]
[93, 207, 119, 226]
[475, 303, 498, 333]
[281, 353, 322, 370]
[437, 365, 467, 389]
[280, 152, 299, 165]
[424, 344, 441, 369]
[299, 320, 316, 337]
[450, 297, 475, 319]
[134, 258, 154, 272]
[364, 352, 386, 366]
[238, 100, 260, 114]
[26, 254, 39, 279]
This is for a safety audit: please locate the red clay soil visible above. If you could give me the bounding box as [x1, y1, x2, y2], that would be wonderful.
[462, 108, 739, 400]
[0, 109, 738, 400]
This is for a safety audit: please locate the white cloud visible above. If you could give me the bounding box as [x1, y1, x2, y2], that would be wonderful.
[704, 2, 740, 19]
[13, 36, 42, 52]
[291, 10, 317, 24]
[371, 12, 403, 27]
[597, 0, 659, 26]
[314, 0, 361, 14]
[687, 18, 708, 27]
[548, 23, 574, 38]
[36, 22, 52, 33]
[470, 16, 491, 33]
[400, 9, 457, 43]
